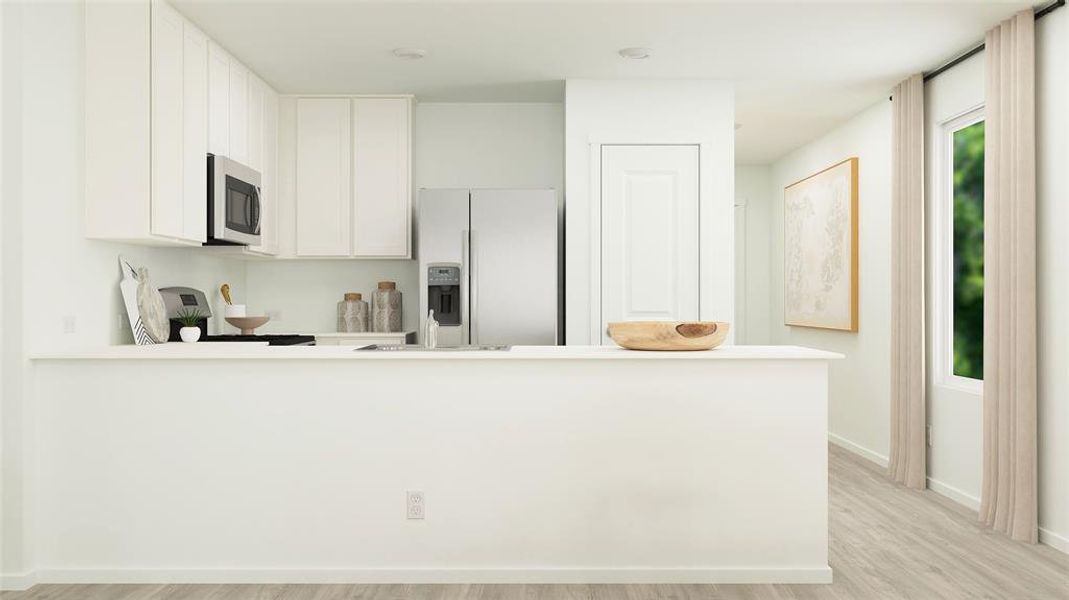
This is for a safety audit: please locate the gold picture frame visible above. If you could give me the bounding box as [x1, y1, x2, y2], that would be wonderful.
[783, 157, 859, 331]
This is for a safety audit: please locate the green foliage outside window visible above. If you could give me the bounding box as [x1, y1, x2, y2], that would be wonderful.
[952, 121, 985, 380]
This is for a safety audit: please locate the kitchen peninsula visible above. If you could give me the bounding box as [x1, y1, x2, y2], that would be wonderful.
[30, 345, 839, 584]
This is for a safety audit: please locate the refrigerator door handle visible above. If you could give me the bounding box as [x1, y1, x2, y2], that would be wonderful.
[470, 230, 479, 345]
[461, 230, 470, 346]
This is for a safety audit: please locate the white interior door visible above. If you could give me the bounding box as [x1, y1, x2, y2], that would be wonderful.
[600, 145, 700, 345]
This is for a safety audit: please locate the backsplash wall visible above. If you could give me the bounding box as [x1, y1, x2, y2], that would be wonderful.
[245, 260, 418, 334]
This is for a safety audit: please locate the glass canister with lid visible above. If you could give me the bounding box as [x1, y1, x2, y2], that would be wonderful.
[337, 292, 369, 332]
[372, 281, 402, 332]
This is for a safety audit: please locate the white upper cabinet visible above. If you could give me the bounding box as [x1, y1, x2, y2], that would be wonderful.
[149, 0, 184, 240]
[290, 96, 413, 259]
[181, 20, 208, 243]
[228, 62, 249, 164]
[296, 98, 353, 257]
[352, 98, 411, 257]
[207, 42, 230, 156]
[260, 87, 280, 255]
[248, 79, 279, 256]
[86, 0, 207, 245]
[86, 0, 277, 248]
[247, 76, 265, 172]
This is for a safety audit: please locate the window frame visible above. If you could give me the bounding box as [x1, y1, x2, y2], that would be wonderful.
[933, 105, 985, 394]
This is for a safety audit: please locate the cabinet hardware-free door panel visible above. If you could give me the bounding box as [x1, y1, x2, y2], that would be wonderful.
[352, 98, 411, 257]
[600, 145, 700, 345]
[296, 98, 352, 256]
[181, 20, 208, 243]
[227, 62, 249, 163]
[247, 75, 265, 172]
[149, 0, 184, 239]
[207, 42, 229, 156]
[251, 87, 279, 255]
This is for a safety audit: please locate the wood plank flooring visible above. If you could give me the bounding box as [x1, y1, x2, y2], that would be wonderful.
[3, 446, 1067, 600]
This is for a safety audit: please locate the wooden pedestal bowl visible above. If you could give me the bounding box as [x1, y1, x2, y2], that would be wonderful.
[607, 321, 730, 351]
[224, 315, 270, 335]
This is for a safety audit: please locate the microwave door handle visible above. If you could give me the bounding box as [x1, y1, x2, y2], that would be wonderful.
[251, 187, 262, 234]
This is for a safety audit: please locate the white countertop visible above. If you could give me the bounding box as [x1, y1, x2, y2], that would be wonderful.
[31, 344, 843, 361]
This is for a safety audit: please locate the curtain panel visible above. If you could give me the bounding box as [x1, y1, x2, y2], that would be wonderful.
[980, 9, 1038, 544]
[889, 74, 927, 490]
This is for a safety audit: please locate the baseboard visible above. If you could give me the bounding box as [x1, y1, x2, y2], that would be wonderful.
[828, 432, 888, 467]
[27, 567, 833, 585]
[0, 572, 37, 591]
[1040, 528, 1069, 554]
[926, 477, 981, 511]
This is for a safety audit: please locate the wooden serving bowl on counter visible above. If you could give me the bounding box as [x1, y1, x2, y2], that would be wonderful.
[607, 321, 730, 351]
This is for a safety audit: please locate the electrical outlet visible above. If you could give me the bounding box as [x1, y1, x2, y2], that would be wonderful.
[406, 490, 425, 520]
[62, 316, 76, 334]
[926, 425, 933, 447]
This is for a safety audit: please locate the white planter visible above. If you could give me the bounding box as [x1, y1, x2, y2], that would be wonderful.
[179, 327, 202, 343]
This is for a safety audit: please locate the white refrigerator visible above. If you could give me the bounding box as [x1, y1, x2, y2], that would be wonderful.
[419, 189, 558, 346]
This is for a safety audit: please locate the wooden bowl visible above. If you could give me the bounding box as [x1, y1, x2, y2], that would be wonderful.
[225, 315, 270, 335]
[607, 321, 730, 351]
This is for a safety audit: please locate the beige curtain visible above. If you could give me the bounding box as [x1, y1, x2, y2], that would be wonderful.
[889, 75, 927, 490]
[980, 10, 1038, 544]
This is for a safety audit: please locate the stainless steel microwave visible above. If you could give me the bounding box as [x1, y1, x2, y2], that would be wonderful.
[206, 154, 261, 246]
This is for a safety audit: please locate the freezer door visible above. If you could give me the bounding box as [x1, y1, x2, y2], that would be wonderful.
[419, 189, 470, 346]
[469, 189, 558, 346]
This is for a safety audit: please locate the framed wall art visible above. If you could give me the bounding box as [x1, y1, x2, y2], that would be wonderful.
[783, 157, 859, 331]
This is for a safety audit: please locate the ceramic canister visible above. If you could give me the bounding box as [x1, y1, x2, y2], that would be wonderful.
[337, 292, 369, 332]
[372, 281, 402, 332]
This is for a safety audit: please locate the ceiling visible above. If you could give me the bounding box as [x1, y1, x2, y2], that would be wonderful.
[173, 0, 1038, 163]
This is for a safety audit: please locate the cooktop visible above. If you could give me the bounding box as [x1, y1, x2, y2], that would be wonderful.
[201, 334, 316, 346]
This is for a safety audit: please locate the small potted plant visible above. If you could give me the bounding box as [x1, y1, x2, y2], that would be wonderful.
[173, 308, 205, 343]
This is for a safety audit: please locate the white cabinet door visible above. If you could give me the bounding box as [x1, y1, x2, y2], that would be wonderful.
[250, 85, 278, 255]
[259, 87, 280, 255]
[207, 42, 229, 156]
[600, 145, 700, 344]
[296, 98, 352, 256]
[247, 75, 265, 172]
[352, 97, 411, 257]
[149, 0, 184, 239]
[228, 62, 248, 163]
[181, 21, 208, 243]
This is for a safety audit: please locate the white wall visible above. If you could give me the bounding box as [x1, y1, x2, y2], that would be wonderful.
[246, 260, 418, 334]
[249, 102, 565, 335]
[734, 165, 773, 344]
[769, 100, 893, 466]
[1, 1, 246, 584]
[923, 52, 985, 510]
[1034, 7, 1068, 552]
[414, 103, 564, 191]
[564, 80, 735, 344]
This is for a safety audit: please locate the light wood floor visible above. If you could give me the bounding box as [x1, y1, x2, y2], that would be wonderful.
[3, 446, 1067, 600]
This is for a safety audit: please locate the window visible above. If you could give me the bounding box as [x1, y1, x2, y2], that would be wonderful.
[936, 108, 985, 390]
[951, 120, 984, 380]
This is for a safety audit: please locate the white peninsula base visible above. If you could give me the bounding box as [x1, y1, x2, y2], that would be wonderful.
[26, 346, 839, 586]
